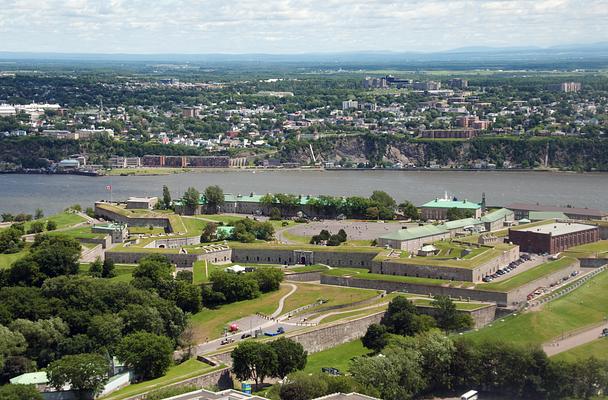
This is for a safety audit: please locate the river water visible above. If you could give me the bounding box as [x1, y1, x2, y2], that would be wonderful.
[0, 170, 607, 215]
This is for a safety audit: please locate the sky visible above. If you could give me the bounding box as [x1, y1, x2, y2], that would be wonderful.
[0, 0, 607, 54]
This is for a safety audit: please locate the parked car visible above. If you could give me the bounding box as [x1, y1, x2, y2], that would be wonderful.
[241, 333, 252, 339]
[220, 338, 235, 345]
[321, 367, 341, 376]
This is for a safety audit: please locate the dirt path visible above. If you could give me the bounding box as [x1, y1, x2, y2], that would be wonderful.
[271, 283, 298, 318]
[543, 323, 608, 356]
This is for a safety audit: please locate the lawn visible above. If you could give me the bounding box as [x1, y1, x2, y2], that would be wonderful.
[281, 282, 382, 315]
[100, 359, 220, 400]
[464, 270, 608, 347]
[0, 248, 29, 269]
[564, 240, 608, 258]
[282, 230, 312, 244]
[322, 268, 474, 288]
[477, 257, 576, 292]
[25, 211, 87, 231]
[318, 306, 387, 324]
[128, 226, 166, 235]
[191, 214, 244, 225]
[552, 338, 608, 363]
[78, 263, 137, 282]
[181, 217, 207, 235]
[303, 339, 370, 374]
[190, 285, 290, 341]
[287, 264, 329, 273]
[46, 225, 106, 240]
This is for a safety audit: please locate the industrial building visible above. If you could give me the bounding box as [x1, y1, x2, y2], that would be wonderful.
[126, 197, 158, 210]
[508, 222, 599, 254]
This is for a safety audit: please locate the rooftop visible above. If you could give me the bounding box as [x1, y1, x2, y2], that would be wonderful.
[420, 198, 481, 210]
[444, 217, 483, 230]
[127, 196, 158, 202]
[481, 208, 514, 223]
[10, 372, 48, 385]
[529, 211, 569, 221]
[506, 203, 607, 217]
[379, 224, 447, 241]
[516, 222, 598, 236]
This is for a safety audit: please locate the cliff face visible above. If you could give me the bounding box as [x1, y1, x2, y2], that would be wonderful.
[279, 135, 608, 170]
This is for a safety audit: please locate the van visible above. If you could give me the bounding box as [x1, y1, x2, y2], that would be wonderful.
[461, 390, 478, 400]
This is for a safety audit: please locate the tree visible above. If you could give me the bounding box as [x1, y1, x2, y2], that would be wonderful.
[172, 280, 202, 313]
[182, 187, 200, 211]
[0, 325, 27, 371]
[132, 255, 173, 293]
[9, 317, 69, 367]
[362, 323, 388, 352]
[30, 235, 81, 278]
[446, 208, 475, 221]
[432, 295, 473, 332]
[210, 271, 260, 303]
[27, 221, 45, 234]
[370, 190, 396, 209]
[0, 226, 25, 254]
[398, 201, 420, 220]
[34, 209, 44, 220]
[87, 314, 123, 352]
[116, 332, 173, 380]
[47, 354, 109, 399]
[1, 213, 14, 222]
[231, 341, 278, 388]
[200, 222, 218, 243]
[102, 259, 115, 278]
[381, 296, 436, 336]
[89, 258, 103, 278]
[365, 206, 380, 220]
[204, 185, 224, 214]
[337, 229, 347, 243]
[8, 258, 43, 287]
[46, 220, 57, 231]
[269, 207, 282, 220]
[85, 207, 95, 218]
[270, 338, 307, 378]
[327, 234, 342, 246]
[162, 185, 172, 210]
[252, 268, 284, 292]
[0, 384, 43, 400]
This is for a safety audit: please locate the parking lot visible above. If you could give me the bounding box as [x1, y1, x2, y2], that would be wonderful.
[282, 220, 418, 241]
[482, 253, 550, 283]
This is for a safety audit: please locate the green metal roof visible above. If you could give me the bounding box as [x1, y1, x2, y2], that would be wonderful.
[10, 372, 48, 385]
[529, 211, 569, 221]
[420, 198, 481, 210]
[481, 208, 514, 223]
[444, 218, 483, 230]
[380, 224, 448, 241]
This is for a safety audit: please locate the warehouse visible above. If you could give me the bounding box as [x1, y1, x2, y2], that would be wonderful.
[508, 222, 599, 254]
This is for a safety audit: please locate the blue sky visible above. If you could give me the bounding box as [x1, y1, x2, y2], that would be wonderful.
[0, 0, 606, 54]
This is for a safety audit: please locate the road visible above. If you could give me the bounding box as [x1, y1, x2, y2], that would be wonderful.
[543, 323, 608, 356]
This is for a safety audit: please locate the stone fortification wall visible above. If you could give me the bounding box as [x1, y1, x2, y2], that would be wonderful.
[416, 304, 497, 329]
[321, 274, 509, 305]
[231, 248, 377, 268]
[371, 245, 519, 282]
[94, 203, 172, 231]
[284, 271, 323, 282]
[144, 236, 200, 248]
[79, 235, 112, 249]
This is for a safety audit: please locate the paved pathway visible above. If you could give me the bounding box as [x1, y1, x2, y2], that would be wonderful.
[543, 322, 608, 356]
[271, 283, 297, 318]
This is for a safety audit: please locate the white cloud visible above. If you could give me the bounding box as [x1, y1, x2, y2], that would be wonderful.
[0, 0, 605, 53]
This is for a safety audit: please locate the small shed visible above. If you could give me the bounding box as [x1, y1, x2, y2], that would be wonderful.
[417, 244, 439, 257]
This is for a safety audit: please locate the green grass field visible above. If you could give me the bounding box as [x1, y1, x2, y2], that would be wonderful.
[78, 263, 137, 282]
[322, 267, 474, 288]
[0, 248, 29, 269]
[303, 339, 370, 374]
[478, 257, 576, 292]
[128, 226, 166, 235]
[46, 225, 106, 240]
[465, 270, 608, 346]
[100, 359, 220, 400]
[24, 211, 87, 231]
[190, 285, 290, 341]
[552, 338, 608, 363]
[281, 282, 381, 315]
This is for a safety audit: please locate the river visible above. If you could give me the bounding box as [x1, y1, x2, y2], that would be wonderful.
[0, 170, 607, 215]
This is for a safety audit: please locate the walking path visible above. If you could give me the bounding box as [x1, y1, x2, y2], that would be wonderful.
[271, 283, 297, 318]
[543, 322, 608, 356]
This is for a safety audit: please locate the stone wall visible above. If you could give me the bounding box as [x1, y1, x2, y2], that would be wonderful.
[79, 235, 111, 249]
[79, 244, 105, 262]
[579, 258, 608, 268]
[371, 245, 520, 282]
[94, 203, 172, 231]
[504, 259, 580, 305]
[416, 304, 497, 329]
[144, 236, 200, 249]
[105, 251, 200, 268]
[284, 271, 322, 282]
[231, 248, 378, 269]
[321, 275, 509, 305]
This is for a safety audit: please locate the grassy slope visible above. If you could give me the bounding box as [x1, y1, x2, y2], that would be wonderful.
[322, 267, 474, 288]
[100, 359, 218, 400]
[281, 282, 381, 314]
[478, 257, 576, 292]
[303, 339, 370, 374]
[190, 286, 290, 341]
[0, 248, 29, 269]
[465, 270, 608, 347]
[552, 338, 608, 362]
[24, 211, 86, 231]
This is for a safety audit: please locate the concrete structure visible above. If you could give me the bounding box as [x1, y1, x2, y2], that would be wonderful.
[377, 225, 450, 251]
[141, 155, 230, 168]
[420, 198, 482, 220]
[509, 222, 600, 254]
[549, 82, 582, 93]
[506, 203, 608, 221]
[126, 197, 158, 210]
[413, 81, 441, 90]
[92, 223, 128, 243]
[481, 208, 515, 231]
[231, 247, 379, 268]
[109, 155, 141, 168]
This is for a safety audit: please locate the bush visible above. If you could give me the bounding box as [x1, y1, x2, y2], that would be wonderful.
[269, 207, 282, 220]
[27, 221, 45, 234]
[46, 220, 57, 231]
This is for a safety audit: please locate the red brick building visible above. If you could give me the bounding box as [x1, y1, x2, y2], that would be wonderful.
[508, 222, 599, 254]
